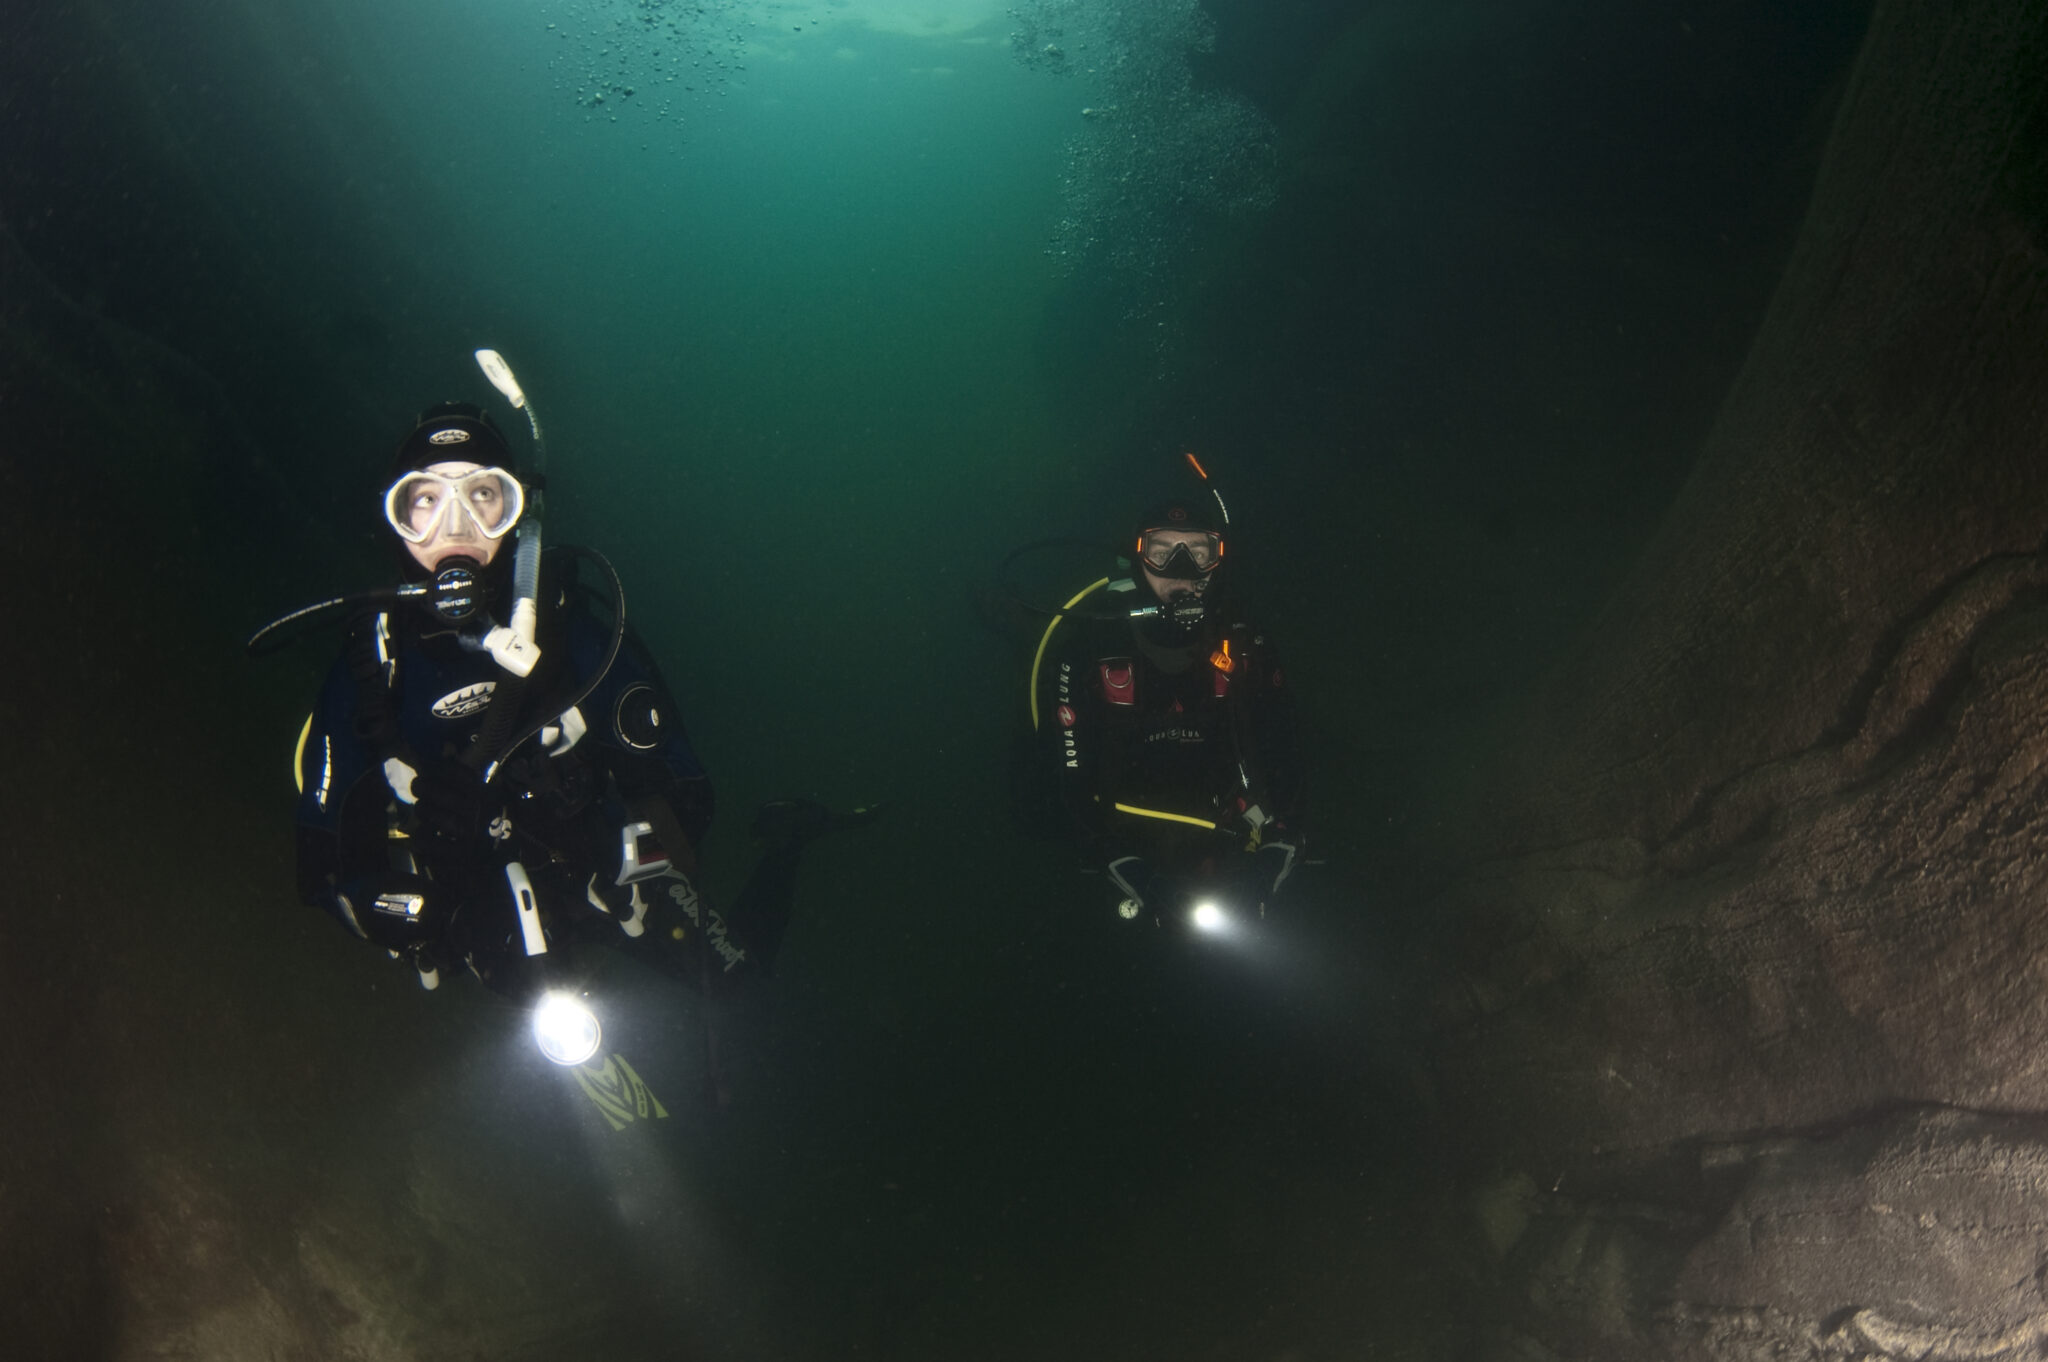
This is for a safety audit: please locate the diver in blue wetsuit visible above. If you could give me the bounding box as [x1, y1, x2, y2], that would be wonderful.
[293, 402, 853, 1004]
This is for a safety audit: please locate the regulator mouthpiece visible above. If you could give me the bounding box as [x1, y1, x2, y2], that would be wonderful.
[430, 558, 484, 623]
[1131, 592, 1209, 629]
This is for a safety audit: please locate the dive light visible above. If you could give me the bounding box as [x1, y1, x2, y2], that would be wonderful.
[532, 990, 602, 1066]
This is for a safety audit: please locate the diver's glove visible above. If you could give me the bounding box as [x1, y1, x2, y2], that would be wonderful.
[411, 758, 490, 842]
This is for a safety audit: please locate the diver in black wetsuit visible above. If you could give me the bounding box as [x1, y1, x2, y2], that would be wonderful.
[292, 400, 859, 1015]
[1027, 486, 1307, 929]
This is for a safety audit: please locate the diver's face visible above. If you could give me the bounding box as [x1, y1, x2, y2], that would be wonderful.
[1138, 529, 1220, 601]
[397, 461, 506, 571]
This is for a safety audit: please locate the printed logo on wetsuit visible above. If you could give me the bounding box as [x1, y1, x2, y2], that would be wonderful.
[431, 681, 498, 718]
[668, 881, 748, 972]
[428, 428, 471, 445]
[1058, 663, 1080, 769]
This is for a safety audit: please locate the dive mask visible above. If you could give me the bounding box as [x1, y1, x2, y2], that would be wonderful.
[383, 465, 525, 545]
[1137, 529, 1223, 580]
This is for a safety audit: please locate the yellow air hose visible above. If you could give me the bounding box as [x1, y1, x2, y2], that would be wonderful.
[1029, 578, 1220, 832]
[1112, 802, 1218, 830]
[1029, 577, 1110, 731]
[293, 714, 313, 793]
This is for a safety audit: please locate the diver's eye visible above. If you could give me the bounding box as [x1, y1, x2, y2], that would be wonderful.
[468, 485, 505, 529]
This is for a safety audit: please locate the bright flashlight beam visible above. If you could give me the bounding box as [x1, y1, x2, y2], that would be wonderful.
[532, 991, 602, 1066]
[1190, 900, 1230, 935]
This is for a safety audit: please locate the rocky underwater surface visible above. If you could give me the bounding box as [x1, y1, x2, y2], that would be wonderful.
[1423, 0, 2048, 1356]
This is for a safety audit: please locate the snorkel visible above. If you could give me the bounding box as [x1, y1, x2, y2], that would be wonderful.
[473, 348, 544, 678]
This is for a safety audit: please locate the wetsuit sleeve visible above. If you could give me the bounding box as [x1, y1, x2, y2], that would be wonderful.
[294, 647, 390, 927]
[581, 625, 715, 855]
[1240, 632, 1307, 836]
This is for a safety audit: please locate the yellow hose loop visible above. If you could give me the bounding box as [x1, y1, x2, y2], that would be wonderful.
[1029, 577, 1111, 731]
[293, 714, 313, 794]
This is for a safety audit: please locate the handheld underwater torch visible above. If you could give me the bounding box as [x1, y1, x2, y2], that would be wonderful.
[532, 990, 603, 1066]
[503, 862, 603, 1066]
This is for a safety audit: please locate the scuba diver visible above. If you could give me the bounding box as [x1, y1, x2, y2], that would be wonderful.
[276, 353, 866, 1068]
[1014, 456, 1306, 933]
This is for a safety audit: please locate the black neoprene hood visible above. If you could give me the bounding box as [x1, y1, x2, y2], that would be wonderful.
[386, 403, 519, 591]
[391, 403, 513, 478]
[1134, 496, 1225, 539]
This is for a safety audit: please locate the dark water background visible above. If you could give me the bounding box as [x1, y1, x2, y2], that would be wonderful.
[2, 0, 1869, 1356]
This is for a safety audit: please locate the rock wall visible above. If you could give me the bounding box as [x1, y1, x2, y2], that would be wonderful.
[1430, 0, 2048, 1355]
[1481, 0, 2048, 856]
